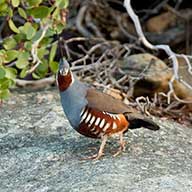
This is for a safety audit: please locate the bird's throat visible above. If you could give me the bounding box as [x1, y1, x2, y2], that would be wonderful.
[57, 72, 73, 92]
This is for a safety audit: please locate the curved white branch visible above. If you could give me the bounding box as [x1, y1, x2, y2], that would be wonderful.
[27, 24, 49, 74]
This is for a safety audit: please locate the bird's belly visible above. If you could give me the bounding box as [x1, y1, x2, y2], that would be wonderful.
[77, 107, 129, 138]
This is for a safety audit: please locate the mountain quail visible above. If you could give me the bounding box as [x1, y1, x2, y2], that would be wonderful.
[57, 58, 160, 159]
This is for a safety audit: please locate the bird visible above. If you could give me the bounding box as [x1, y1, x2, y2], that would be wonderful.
[57, 58, 160, 160]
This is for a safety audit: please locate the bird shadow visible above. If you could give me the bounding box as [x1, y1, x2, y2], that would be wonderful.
[0, 131, 121, 161]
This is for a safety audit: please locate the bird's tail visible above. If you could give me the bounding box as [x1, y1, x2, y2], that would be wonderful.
[124, 113, 160, 131]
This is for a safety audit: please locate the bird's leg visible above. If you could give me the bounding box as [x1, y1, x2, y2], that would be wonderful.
[113, 132, 126, 157]
[94, 135, 108, 160]
[81, 135, 108, 160]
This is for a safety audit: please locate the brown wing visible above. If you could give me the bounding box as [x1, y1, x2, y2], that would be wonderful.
[86, 88, 160, 130]
[86, 88, 135, 114]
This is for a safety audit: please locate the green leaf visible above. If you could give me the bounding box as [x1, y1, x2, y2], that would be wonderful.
[0, 49, 6, 56]
[32, 72, 40, 79]
[20, 68, 27, 78]
[0, 78, 10, 89]
[6, 50, 18, 62]
[49, 43, 57, 63]
[18, 7, 27, 19]
[53, 23, 65, 33]
[11, 0, 20, 7]
[8, 19, 20, 33]
[0, 50, 6, 64]
[0, 0, 6, 4]
[27, 0, 42, 7]
[16, 51, 30, 69]
[0, 59, 3, 65]
[0, 67, 6, 79]
[46, 28, 55, 37]
[52, 7, 59, 19]
[37, 61, 48, 73]
[14, 33, 26, 42]
[36, 60, 48, 78]
[24, 41, 32, 51]
[5, 67, 17, 79]
[37, 47, 47, 59]
[0, 89, 10, 99]
[56, 0, 69, 8]
[40, 36, 52, 46]
[28, 6, 50, 19]
[31, 22, 38, 30]
[0, 3, 8, 16]
[50, 61, 58, 73]
[8, 7, 13, 17]
[3, 38, 17, 50]
[32, 30, 42, 42]
[23, 22, 36, 40]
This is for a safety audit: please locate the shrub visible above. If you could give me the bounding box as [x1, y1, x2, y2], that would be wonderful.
[0, 0, 68, 99]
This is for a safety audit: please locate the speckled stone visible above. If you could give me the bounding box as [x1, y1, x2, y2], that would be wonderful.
[0, 88, 192, 192]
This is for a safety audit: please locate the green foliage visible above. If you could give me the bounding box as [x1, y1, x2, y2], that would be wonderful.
[12, 0, 20, 7]
[18, 7, 27, 19]
[8, 19, 20, 33]
[3, 38, 17, 50]
[0, 67, 6, 79]
[28, 6, 51, 19]
[16, 51, 30, 69]
[0, 0, 68, 100]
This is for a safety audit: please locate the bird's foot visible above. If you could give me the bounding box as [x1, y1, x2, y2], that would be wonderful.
[81, 135, 107, 160]
[113, 141, 126, 157]
[113, 148, 124, 157]
[81, 152, 104, 160]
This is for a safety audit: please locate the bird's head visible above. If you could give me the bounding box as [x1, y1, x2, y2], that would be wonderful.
[57, 58, 74, 91]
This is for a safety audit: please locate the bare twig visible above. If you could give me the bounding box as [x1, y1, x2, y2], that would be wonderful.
[65, 37, 104, 44]
[178, 54, 192, 76]
[27, 24, 49, 74]
[135, 96, 151, 116]
[71, 42, 111, 66]
[15, 76, 55, 88]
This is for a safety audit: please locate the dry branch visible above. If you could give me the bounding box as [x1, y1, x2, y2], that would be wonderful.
[27, 24, 49, 74]
[15, 76, 55, 88]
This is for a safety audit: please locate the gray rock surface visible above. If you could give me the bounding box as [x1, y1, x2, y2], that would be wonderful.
[0, 89, 192, 192]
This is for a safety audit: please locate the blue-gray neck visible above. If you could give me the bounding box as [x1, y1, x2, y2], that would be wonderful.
[60, 75, 88, 129]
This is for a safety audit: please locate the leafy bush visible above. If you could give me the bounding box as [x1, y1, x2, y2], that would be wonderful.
[0, 0, 68, 99]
